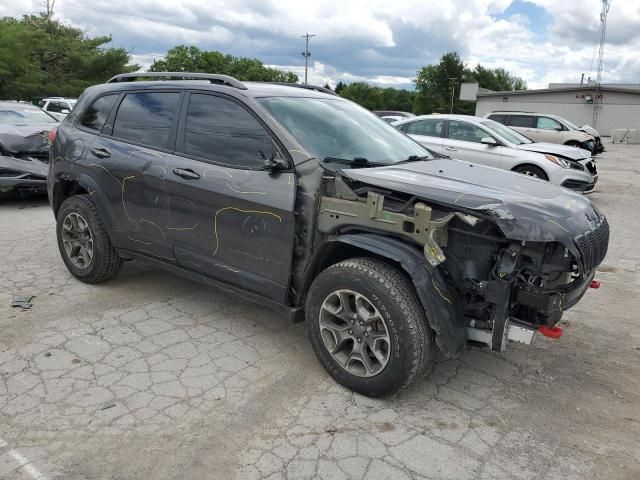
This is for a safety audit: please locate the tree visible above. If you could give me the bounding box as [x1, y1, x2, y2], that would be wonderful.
[413, 52, 527, 115]
[334, 81, 346, 95]
[337, 82, 416, 112]
[0, 11, 137, 100]
[150, 45, 298, 83]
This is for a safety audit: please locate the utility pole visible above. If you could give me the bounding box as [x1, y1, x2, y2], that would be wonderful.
[448, 78, 459, 114]
[592, 0, 610, 127]
[301, 33, 316, 84]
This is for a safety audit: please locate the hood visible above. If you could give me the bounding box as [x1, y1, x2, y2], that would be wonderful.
[0, 123, 57, 153]
[516, 142, 591, 161]
[342, 159, 601, 253]
[579, 124, 600, 138]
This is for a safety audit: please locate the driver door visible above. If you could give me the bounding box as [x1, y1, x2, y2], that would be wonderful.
[444, 120, 503, 168]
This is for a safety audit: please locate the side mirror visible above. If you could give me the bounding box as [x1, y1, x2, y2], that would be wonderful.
[554, 125, 563, 131]
[260, 150, 288, 171]
[480, 137, 498, 146]
[61, 109, 70, 114]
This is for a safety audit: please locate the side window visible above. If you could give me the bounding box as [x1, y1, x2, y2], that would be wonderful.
[79, 94, 119, 132]
[537, 117, 562, 130]
[507, 115, 536, 128]
[446, 121, 489, 143]
[183, 93, 275, 169]
[47, 101, 63, 113]
[488, 114, 507, 124]
[405, 119, 444, 137]
[112, 92, 181, 150]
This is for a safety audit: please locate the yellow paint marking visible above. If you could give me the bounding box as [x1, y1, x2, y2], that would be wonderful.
[121, 176, 137, 226]
[431, 278, 452, 304]
[225, 182, 268, 195]
[203, 167, 233, 179]
[140, 218, 166, 240]
[128, 236, 151, 246]
[548, 219, 569, 233]
[138, 249, 175, 261]
[215, 263, 240, 273]
[212, 207, 282, 256]
[90, 164, 122, 186]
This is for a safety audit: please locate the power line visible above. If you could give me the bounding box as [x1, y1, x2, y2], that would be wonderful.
[301, 33, 316, 85]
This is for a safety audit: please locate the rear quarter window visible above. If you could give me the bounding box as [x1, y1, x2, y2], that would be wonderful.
[488, 114, 508, 124]
[79, 95, 119, 132]
[112, 92, 181, 150]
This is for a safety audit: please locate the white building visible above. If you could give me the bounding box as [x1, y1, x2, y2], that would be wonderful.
[472, 84, 640, 135]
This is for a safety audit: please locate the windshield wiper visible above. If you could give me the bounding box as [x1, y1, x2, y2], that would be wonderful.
[394, 155, 431, 165]
[322, 157, 383, 168]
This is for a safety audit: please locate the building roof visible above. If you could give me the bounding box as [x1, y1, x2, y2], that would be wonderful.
[477, 85, 640, 97]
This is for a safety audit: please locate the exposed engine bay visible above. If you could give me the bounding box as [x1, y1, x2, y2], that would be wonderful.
[316, 170, 609, 356]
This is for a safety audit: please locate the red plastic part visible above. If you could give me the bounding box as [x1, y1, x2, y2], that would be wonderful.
[49, 128, 57, 142]
[590, 279, 601, 289]
[538, 325, 564, 339]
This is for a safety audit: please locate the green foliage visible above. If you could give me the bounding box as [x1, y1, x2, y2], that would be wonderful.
[0, 13, 137, 100]
[338, 82, 416, 112]
[149, 45, 298, 83]
[414, 52, 527, 115]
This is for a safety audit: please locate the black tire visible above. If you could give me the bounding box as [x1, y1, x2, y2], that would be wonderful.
[513, 164, 548, 180]
[306, 257, 434, 397]
[565, 141, 582, 148]
[56, 195, 121, 283]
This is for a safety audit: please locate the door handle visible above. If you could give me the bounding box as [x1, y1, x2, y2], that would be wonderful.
[444, 146, 458, 151]
[173, 168, 200, 180]
[91, 148, 110, 159]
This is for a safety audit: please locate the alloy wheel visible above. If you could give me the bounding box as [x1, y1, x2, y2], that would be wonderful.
[319, 289, 391, 377]
[61, 212, 94, 268]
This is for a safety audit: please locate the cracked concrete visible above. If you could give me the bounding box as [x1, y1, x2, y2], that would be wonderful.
[1, 142, 639, 479]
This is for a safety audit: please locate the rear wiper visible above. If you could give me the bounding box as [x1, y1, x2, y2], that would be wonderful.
[394, 155, 431, 165]
[322, 157, 383, 168]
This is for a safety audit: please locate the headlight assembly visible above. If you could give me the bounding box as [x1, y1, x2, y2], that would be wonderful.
[544, 154, 571, 168]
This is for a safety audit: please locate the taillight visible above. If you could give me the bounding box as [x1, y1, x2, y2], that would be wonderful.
[49, 128, 57, 142]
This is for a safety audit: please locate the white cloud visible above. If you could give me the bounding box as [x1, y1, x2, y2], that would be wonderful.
[4, 0, 640, 89]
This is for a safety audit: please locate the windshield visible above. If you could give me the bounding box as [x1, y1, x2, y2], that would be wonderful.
[0, 107, 58, 125]
[480, 119, 533, 145]
[562, 118, 580, 130]
[257, 97, 431, 166]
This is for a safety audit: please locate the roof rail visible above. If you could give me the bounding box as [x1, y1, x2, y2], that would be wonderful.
[264, 82, 338, 96]
[106, 72, 247, 90]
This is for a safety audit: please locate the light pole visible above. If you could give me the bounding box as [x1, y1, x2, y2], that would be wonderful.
[301, 33, 316, 84]
[448, 77, 459, 114]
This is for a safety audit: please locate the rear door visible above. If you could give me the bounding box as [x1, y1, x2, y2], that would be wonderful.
[506, 115, 540, 141]
[401, 118, 445, 154]
[84, 90, 183, 260]
[164, 92, 296, 303]
[444, 119, 503, 168]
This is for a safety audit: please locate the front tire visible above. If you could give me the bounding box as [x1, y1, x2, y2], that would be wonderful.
[56, 195, 121, 283]
[306, 258, 434, 397]
[513, 164, 548, 180]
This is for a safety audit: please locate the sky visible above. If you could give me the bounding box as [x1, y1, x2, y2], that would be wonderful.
[3, 0, 640, 90]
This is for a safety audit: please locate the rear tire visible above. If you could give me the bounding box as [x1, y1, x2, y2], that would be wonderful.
[306, 257, 434, 397]
[513, 164, 548, 180]
[56, 195, 121, 283]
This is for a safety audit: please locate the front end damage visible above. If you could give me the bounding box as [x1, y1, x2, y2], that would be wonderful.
[317, 161, 609, 357]
[0, 125, 53, 197]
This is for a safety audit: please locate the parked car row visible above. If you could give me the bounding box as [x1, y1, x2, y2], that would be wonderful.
[392, 114, 598, 193]
[39, 97, 77, 120]
[45, 73, 609, 396]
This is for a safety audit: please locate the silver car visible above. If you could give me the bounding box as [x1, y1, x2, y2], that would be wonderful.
[392, 114, 598, 193]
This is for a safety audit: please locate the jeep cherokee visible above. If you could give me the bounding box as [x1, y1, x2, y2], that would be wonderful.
[48, 73, 609, 397]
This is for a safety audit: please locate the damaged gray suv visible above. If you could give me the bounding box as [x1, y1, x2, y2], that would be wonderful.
[48, 73, 609, 396]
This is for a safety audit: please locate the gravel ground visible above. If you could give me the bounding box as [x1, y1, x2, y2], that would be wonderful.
[0, 142, 638, 480]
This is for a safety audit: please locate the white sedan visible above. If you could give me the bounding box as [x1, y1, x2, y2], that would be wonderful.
[392, 114, 598, 193]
